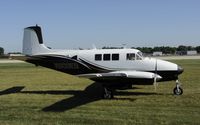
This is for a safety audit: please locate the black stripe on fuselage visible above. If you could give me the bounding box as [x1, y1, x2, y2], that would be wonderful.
[24, 54, 113, 75]
[24, 54, 181, 82]
[79, 58, 113, 73]
[25, 55, 92, 75]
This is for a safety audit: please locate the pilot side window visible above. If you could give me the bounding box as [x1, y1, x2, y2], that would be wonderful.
[95, 54, 102, 61]
[112, 54, 119, 61]
[103, 54, 110, 61]
[127, 53, 135, 60]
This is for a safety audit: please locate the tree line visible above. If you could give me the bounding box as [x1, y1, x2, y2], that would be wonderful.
[0, 45, 200, 56]
[0, 47, 4, 56]
[135, 45, 200, 54]
[103, 45, 200, 54]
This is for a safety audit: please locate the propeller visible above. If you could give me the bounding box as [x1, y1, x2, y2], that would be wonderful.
[154, 59, 158, 92]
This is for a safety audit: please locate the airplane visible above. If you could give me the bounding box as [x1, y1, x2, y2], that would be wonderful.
[16, 25, 184, 99]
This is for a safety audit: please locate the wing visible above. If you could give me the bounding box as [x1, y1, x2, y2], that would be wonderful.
[77, 70, 162, 81]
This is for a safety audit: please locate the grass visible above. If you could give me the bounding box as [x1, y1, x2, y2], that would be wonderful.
[0, 60, 200, 125]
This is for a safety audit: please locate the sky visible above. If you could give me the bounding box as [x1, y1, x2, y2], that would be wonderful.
[0, 0, 200, 53]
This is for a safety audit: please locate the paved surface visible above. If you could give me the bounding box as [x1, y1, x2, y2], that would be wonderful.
[155, 55, 200, 60]
[0, 59, 25, 63]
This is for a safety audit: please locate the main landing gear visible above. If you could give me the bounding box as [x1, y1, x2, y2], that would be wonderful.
[102, 87, 114, 99]
[173, 80, 183, 95]
[102, 80, 183, 98]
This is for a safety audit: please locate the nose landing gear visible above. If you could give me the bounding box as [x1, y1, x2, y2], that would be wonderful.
[173, 80, 183, 95]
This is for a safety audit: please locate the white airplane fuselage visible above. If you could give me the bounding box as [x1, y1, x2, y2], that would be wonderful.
[19, 25, 184, 98]
[29, 48, 182, 82]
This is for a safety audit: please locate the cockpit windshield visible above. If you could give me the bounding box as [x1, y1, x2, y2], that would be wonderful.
[136, 51, 143, 60]
[126, 51, 143, 61]
[137, 51, 143, 57]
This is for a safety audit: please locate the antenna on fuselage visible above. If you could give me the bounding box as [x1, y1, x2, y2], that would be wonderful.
[92, 44, 97, 49]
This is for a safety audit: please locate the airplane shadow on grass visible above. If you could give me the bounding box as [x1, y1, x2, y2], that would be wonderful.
[0, 82, 156, 112]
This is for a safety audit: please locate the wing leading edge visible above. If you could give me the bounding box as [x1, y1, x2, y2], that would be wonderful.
[77, 70, 162, 84]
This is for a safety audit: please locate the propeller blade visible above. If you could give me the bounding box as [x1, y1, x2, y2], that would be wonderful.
[154, 59, 158, 92]
[154, 74, 158, 92]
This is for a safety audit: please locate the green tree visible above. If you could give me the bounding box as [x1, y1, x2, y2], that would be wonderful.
[196, 46, 200, 53]
[0, 47, 4, 56]
[187, 46, 195, 51]
[177, 45, 187, 51]
[162, 46, 176, 54]
[136, 47, 153, 53]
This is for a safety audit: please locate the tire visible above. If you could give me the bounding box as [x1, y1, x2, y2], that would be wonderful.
[173, 87, 183, 95]
[103, 88, 113, 99]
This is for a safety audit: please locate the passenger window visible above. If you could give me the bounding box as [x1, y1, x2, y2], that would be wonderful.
[112, 54, 119, 61]
[95, 54, 102, 61]
[127, 53, 135, 60]
[103, 54, 110, 61]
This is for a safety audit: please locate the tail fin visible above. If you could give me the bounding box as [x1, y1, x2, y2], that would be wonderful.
[22, 25, 51, 55]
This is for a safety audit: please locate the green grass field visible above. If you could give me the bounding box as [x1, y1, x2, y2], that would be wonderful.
[0, 60, 200, 125]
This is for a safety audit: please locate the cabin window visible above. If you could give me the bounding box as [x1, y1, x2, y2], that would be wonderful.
[112, 54, 119, 60]
[95, 54, 102, 61]
[127, 53, 135, 60]
[103, 54, 110, 61]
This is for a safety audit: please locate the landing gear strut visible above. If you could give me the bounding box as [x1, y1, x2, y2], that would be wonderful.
[173, 80, 183, 95]
[103, 87, 114, 99]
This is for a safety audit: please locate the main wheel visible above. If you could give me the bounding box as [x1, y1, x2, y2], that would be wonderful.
[103, 88, 113, 99]
[173, 87, 183, 95]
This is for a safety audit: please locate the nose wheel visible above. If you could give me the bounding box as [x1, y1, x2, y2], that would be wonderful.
[173, 80, 183, 95]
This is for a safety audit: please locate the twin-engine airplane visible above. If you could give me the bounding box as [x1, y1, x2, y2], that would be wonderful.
[18, 25, 184, 99]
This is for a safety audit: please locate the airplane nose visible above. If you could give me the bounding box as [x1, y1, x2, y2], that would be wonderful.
[177, 66, 184, 74]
